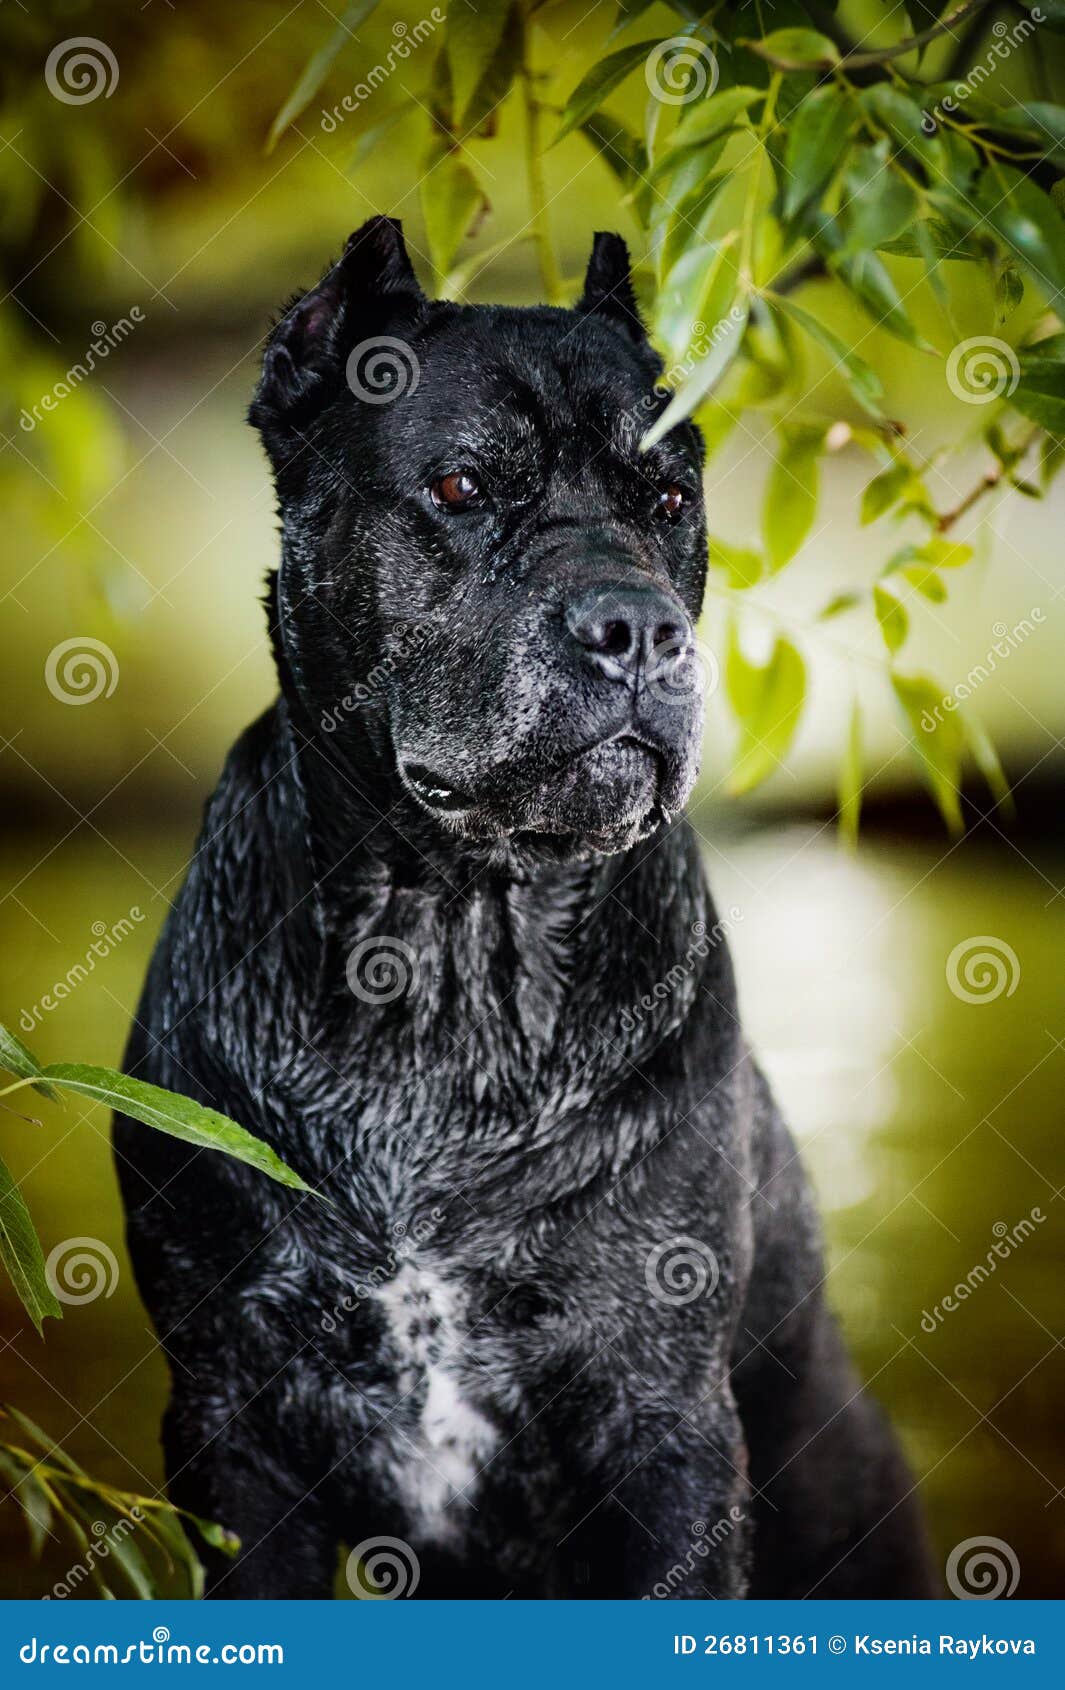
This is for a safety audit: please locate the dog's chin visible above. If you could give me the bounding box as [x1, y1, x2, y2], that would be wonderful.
[401, 738, 693, 861]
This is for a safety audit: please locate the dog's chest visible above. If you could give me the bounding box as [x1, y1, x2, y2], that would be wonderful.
[372, 1264, 497, 1545]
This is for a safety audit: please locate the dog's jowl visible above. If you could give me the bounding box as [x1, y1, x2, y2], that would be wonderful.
[115, 218, 936, 1599]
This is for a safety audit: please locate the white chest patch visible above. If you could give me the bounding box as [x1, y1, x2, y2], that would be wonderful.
[374, 1265, 498, 1545]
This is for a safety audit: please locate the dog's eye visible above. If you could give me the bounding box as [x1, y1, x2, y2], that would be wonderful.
[431, 470, 482, 511]
[657, 484, 686, 520]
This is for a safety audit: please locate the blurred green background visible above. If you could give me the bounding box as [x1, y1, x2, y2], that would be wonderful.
[1, 0, 1063, 1598]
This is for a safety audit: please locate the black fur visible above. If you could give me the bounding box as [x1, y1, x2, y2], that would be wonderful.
[115, 219, 936, 1600]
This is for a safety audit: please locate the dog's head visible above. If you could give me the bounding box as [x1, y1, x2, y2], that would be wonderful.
[251, 217, 708, 861]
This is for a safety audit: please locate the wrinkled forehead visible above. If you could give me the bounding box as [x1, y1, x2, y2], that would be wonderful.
[371, 306, 679, 468]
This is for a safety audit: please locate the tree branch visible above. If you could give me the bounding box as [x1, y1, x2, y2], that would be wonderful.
[936, 424, 1041, 532]
[841, 0, 993, 70]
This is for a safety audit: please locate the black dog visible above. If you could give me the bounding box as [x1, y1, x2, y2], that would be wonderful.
[116, 218, 935, 1599]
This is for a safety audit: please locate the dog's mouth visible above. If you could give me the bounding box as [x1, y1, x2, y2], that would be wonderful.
[399, 730, 681, 855]
[404, 733, 661, 812]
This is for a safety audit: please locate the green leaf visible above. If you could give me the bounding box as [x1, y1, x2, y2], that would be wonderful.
[895, 561, 946, 602]
[878, 220, 985, 262]
[892, 672, 964, 834]
[782, 85, 852, 219]
[643, 292, 748, 447]
[659, 154, 731, 277]
[0, 1448, 52, 1557]
[820, 591, 862, 619]
[1041, 433, 1065, 487]
[0, 1153, 62, 1333]
[2, 1404, 84, 1472]
[654, 232, 740, 364]
[838, 149, 917, 257]
[742, 28, 839, 69]
[555, 40, 664, 142]
[975, 165, 1065, 301]
[861, 458, 913, 524]
[1013, 335, 1065, 437]
[708, 535, 763, 589]
[421, 146, 488, 280]
[725, 623, 807, 795]
[770, 295, 885, 419]
[459, 3, 522, 134]
[348, 106, 410, 169]
[576, 112, 646, 192]
[447, 0, 512, 123]
[873, 583, 909, 654]
[994, 261, 1025, 327]
[859, 85, 946, 179]
[38, 1066, 314, 1194]
[811, 211, 932, 350]
[915, 536, 973, 569]
[655, 86, 764, 172]
[964, 716, 1013, 817]
[0, 1024, 58, 1100]
[838, 699, 862, 849]
[267, 0, 383, 152]
[763, 423, 824, 572]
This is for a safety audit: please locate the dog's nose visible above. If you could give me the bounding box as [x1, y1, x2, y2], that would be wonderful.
[565, 584, 692, 680]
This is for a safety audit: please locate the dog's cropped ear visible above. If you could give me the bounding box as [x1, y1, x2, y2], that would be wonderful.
[577, 232, 645, 340]
[250, 216, 426, 459]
